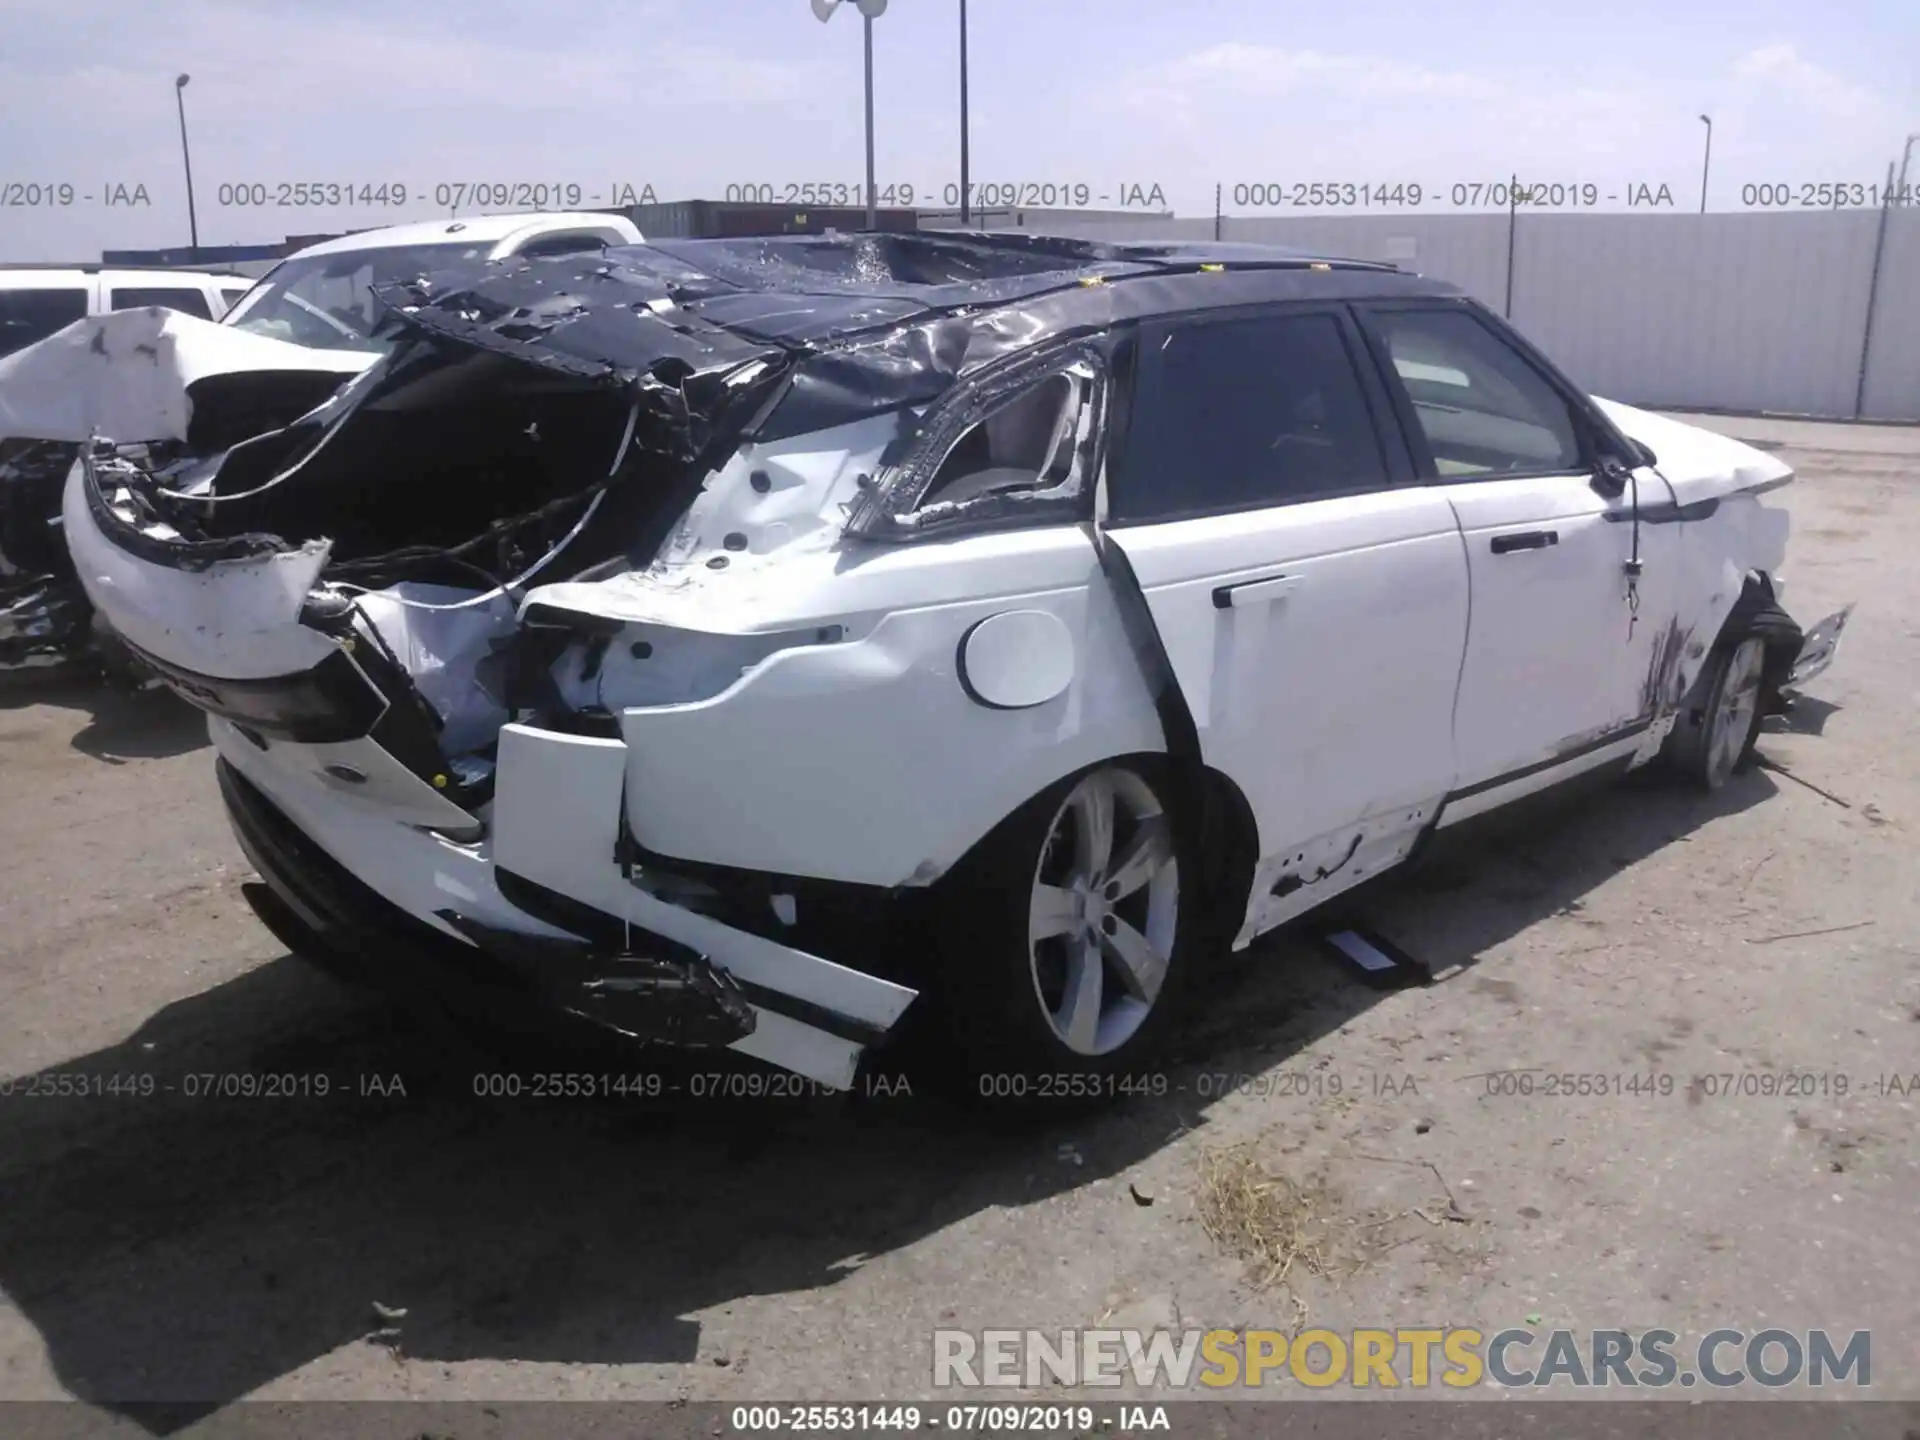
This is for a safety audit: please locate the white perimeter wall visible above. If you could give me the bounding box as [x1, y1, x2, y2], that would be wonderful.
[978, 209, 1920, 422]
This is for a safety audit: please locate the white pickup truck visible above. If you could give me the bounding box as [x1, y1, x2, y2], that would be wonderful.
[220, 212, 644, 351]
[0, 266, 254, 358]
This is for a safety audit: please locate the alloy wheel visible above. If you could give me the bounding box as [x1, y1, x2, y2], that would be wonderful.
[1025, 767, 1181, 1056]
[1704, 636, 1766, 788]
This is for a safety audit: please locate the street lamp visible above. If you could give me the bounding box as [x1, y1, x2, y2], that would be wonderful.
[811, 0, 888, 230]
[959, 0, 971, 226]
[174, 74, 200, 261]
[1697, 114, 1712, 214]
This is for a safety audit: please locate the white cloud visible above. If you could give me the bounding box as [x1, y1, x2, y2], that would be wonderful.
[1165, 41, 1502, 102]
[1729, 41, 1890, 126]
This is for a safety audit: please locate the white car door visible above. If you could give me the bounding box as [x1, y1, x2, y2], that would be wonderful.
[1354, 303, 1680, 824]
[1100, 305, 1471, 942]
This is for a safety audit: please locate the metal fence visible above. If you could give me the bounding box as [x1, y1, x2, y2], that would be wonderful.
[983, 209, 1920, 422]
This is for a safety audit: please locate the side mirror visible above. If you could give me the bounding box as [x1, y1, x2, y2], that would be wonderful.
[1592, 454, 1633, 499]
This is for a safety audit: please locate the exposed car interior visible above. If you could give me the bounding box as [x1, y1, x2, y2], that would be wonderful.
[921, 373, 1080, 506]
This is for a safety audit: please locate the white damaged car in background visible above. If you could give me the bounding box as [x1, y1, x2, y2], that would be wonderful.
[59, 232, 1852, 1091]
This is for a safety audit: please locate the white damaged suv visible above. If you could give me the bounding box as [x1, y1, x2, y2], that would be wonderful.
[60, 233, 1850, 1090]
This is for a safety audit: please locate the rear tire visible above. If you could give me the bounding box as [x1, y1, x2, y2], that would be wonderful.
[927, 760, 1204, 1105]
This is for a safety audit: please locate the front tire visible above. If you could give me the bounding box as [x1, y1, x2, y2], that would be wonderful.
[1665, 632, 1767, 790]
[929, 760, 1203, 1099]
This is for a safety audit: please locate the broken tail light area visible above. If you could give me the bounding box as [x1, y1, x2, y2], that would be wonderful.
[221, 756, 759, 1053]
[64, 298, 790, 824]
[435, 910, 759, 1049]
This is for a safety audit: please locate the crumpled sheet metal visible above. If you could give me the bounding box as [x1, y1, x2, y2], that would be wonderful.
[365, 233, 1447, 447]
[352, 583, 515, 755]
[0, 308, 375, 447]
[368, 261, 783, 385]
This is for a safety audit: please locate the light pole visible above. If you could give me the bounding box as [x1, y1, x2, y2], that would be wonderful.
[1897, 132, 1919, 205]
[959, 0, 971, 225]
[1697, 114, 1712, 214]
[175, 73, 200, 260]
[811, 0, 888, 230]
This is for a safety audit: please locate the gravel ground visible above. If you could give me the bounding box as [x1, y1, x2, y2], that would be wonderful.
[0, 415, 1914, 1434]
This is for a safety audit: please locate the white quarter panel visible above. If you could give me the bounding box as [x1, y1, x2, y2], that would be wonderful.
[1108, 488, 1469, 861]
[614, 529, 1165, 888]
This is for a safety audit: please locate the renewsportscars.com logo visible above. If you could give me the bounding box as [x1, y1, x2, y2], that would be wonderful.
[933, 1327, 1872, 1390]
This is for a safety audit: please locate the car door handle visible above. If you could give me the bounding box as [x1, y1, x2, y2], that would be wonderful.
[1490, 530, 1558, 555]
[1212, 573, 1300, 610]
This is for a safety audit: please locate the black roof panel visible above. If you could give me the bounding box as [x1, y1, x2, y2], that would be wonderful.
[370, 229, 1465, 436]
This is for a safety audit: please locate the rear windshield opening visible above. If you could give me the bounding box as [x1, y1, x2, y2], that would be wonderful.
[132, 346, 648, 592]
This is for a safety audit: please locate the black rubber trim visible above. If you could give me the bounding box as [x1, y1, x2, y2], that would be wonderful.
[495, 866, 890, 1048]
[1088, 524, 1202, 767]
[1441, 718, 1652, 806]
[82, 462, 286, 570]
[1088, 330, 1203, 771]
[129, 640, 388, 745]
[1602, 497, 1721, 525]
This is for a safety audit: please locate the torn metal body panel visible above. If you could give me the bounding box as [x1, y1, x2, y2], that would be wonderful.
[63, 231, 1853, 1087]
[0, 310, 375, 665]
[0, 307, 374, 449]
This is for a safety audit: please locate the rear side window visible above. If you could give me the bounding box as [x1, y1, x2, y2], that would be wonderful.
[847, 346, 1106, 541]
[1366, 307, 1583, 477]
[1112, 311, 1388, 523]
[219, 285, 253, 312]
[109, 286, 213, 319]
[0, 287, 88, 356]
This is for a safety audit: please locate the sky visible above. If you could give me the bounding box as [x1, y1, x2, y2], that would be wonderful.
[0, 0, 1915, 261]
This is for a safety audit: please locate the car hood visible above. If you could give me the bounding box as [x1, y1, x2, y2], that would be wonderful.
[0, 307, 376, 448]
[1593, 397, 1794, 507]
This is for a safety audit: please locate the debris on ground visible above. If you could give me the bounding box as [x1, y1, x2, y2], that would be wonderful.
[1194, 1142, 1334, 1290]
[1746, 920, 1874, 945]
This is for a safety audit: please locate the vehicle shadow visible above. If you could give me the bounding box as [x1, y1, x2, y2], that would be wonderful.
[0, 762, 1777, 1431]
[0, 661, 210, 763]
[1331, 761, 1778, 979]
[1762, 695, 1841, 738]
